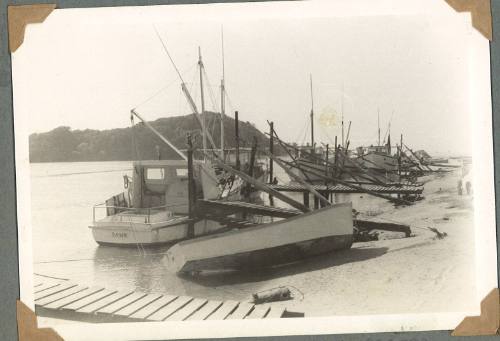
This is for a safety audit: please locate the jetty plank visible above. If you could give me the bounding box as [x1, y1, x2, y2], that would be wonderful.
[36, 285, 89, 307]
[147, 296, 193, 321]
[245, 305, 270, 319]
[166, 298, 207, 321]
[96, 292, 148, 315]
[34, 282, 61, 293]
[113, 294, 163, 317]
[207, 300, 239, 320]
[129, 295, 178, 320]
[186, 300, 223, 321]
[43, 287, 104, 310]
[62, 289, 117, 311]
[76, 290, 134, 314]
[226, 302, 254, 320]
[265, 306, 285, 319]
[269, 183, 423, 195]
[33, 280, 301, 322]
[34, 282, 77, 301]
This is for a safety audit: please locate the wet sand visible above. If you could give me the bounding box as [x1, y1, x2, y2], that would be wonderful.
[180, 170, 476, 316]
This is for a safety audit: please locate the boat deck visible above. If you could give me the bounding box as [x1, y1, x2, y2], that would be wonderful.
[34, 276, 301, 322]
[198, 200, 300, 218]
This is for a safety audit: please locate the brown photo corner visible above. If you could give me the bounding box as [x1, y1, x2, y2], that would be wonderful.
[7, 0, 496, 340]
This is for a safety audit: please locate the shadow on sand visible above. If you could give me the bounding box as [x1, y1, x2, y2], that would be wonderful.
[181, 245, 389, 287]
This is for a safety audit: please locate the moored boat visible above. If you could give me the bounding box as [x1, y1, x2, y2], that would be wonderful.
[89, 159, 223, 246]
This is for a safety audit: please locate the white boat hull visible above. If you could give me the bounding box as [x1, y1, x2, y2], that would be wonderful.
[90, 216, 222, 246]
[164, 202, 353, 273]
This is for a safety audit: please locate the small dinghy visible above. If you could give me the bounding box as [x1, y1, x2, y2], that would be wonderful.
[163, 202, 353, 274]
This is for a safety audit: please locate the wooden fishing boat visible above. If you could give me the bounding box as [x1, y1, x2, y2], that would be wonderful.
[163, 202, 353, 274]
[89, 160, 224, 246]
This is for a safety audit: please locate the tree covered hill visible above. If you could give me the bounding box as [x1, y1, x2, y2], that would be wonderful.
[29, 112, 272, 162]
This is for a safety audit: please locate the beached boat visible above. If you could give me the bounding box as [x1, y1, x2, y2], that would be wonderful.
[163, 202, 353, 274]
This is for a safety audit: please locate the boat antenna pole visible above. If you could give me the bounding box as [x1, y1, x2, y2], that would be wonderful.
[130, 109, 187, 161]
[310, 74, 314, 148]
[220, 26, 226, 160]
[378, 108, 381, 146]
[345, 121, 352, 148]
[341, 82, 344, 149]
[198, 46, 208, 160]
[383, 111, 393, 144]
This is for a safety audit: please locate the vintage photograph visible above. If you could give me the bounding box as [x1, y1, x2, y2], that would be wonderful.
[11, 0, 497, 339]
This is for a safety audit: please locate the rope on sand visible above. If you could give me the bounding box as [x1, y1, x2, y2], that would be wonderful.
[34, 273, 69, 281]
[361, 216, 448, 239]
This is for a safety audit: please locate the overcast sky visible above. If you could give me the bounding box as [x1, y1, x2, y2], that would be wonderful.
[12, 1, 474, 156]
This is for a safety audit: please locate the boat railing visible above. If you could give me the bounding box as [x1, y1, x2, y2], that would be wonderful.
[92, 203, 188, 224]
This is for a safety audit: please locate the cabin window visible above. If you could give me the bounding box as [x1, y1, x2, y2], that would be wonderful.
[175, 168, 188, 177]
[146, 168, 164, 180]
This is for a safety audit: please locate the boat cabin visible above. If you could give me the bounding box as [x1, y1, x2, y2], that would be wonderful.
[130, 160, 196, 214]
[364, 144, 391, 156]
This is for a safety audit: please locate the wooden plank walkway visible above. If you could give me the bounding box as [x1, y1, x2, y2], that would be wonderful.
[34, 278, 302, 322]
[269, 183, 423, 195]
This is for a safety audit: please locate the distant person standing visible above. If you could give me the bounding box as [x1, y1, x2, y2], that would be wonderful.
[466, 181, 472, 195]
[457, 179, 463, 195]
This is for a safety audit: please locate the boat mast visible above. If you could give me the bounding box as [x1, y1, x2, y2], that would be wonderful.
[341, 82, 344, 149]
[310, 74, 314, 148]
[198, 46, 208, 159]
[130, 109, 187, 161]
[377, 108, 381, 146]
[153, 26, 218, 152]
[220, 27, 226, 160]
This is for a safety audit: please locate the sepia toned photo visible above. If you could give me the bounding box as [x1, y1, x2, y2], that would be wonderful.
[11, 1, 497, 339]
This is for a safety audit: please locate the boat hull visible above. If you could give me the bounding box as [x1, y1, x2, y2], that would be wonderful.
[171, 234, 353, 272]
[164, 202, 353, 273]
[90, 218, 222, 246]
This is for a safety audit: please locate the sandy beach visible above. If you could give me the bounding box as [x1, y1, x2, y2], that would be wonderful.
[178, 169, 477, 316]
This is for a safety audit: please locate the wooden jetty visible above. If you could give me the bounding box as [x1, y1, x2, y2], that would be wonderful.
[34, 277, 302, 323]
[269, 183, 423, 195]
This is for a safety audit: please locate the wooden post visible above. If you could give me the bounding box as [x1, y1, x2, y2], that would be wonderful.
[269, 121, 274, 183]
[303, 192, 310, 208]
[155, 145, 161, 160]
[269, 121, 274, 205]
[244, 136, 258, 200]
[319, 191, 327, 207]
[235, 111, 240, 170]
[187, 134, 195, 239]
[325, 144, 329, 181]
[314, 196, 319, 209]
[334, 136, 338, 177]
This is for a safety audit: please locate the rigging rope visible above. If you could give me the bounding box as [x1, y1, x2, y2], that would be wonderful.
[202, 67, 219, 112]
[133, 62, 197, 111]
[153, 25, 186, 84]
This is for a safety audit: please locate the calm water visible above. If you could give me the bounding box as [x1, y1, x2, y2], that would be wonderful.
[31, 161, 391, 300]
